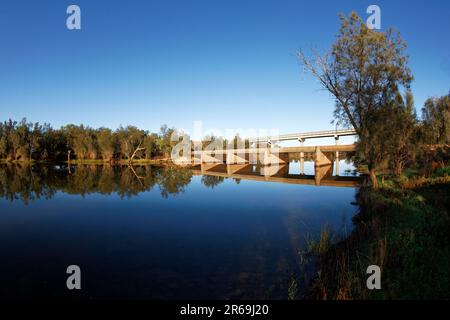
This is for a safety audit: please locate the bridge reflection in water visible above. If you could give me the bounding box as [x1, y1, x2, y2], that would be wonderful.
[192, 162, 360, 188]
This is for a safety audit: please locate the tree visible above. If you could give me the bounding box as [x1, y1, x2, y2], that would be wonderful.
[97, 128, 116, 162]
[356, 91, 417, 181]
[116, 126, 145, 162]
[298, 12, 413, 188]
[421, 92, 450, 145]
[39, 124, 66, 161]
[158, 124, 176, 158]
[143, 133, 159, 159]
[28, 122, 42, 161]
[10, 118, 30, 160]
[63, 125, 90, 160]
[0, 122, 9, 159]
[387, 91, 418, 176]
[1, 119, 191, 164]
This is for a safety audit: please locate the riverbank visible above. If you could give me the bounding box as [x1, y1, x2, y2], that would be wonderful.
[307, 169, 450, 299]
[0, 158, 172, 165]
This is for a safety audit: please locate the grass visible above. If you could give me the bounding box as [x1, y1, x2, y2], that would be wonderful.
[307, 167, 450, 300]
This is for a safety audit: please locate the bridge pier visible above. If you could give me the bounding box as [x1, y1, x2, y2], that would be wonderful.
[314, 146, 332, 167]
[201, 163, 223, 173]
[334, 135, 340, 167]
[335, 154, 340, 176]
[314, 164, 333, 186]
[261, 149, 289, 166]
[260, 164, 289, 177]
[201, 151, 224, 164]
[227, 164, 252, 175]
[226, 150, 249, 164]
[298, 138, 305, 175]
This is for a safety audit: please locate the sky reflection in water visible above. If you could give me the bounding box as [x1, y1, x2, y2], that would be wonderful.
[0, 162, 358, 299]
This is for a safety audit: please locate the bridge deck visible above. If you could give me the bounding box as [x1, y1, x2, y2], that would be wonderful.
[251, 129, 357, 143]
[192, 144, 355, 155]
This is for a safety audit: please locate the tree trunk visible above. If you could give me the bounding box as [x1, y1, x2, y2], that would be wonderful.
[394, 161, 403, 177]
[129, 141, 146, 164]
[369, 168, 378, 190]
[67, 150, 71, 163]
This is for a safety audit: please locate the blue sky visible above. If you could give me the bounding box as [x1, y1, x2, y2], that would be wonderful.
[0, 0, 449, 135]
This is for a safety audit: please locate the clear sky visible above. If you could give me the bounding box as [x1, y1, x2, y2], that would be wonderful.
[1, 0, 449, 135]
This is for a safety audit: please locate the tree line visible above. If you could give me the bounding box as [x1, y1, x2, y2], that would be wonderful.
[298, 12, 450, 188]
[0, 121, 178, 162]
[0, 119, 253, 163]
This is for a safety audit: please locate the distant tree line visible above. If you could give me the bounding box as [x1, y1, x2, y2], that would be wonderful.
[0, 121, 178, 162]
[0, 120, 254, 163]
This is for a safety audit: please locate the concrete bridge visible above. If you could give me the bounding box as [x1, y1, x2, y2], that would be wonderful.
[187, 144, 355, 167]
[171, 129, 359, 186]
[174, 129, 357, 176]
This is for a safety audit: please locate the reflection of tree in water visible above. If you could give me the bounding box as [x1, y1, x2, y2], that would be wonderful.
[156, 166, 193, 198]
[201, 175, 225, 189]
[0, 164, 193, 203]
[0, 163, 57, 204]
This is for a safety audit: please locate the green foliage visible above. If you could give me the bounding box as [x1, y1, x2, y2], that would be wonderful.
[288, 276, 299, 300]
[0, 119, 180, 162]
[356, 91, 419, 178]
[309, 177, 450, 300]
[434, 166, 450, 178]
[96, 128, 116, 161]
[421, 92, 450, 144]
[299, 12, 416, 188]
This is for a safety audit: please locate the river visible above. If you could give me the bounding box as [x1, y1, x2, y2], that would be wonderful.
[0, 161, 359, 299]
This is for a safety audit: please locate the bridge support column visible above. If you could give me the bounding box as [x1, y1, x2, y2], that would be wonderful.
[300, 157, 305, 175]
[334, 135, 340, 162]
[335, 156, 340, 176]
[298, 138, 305, 175]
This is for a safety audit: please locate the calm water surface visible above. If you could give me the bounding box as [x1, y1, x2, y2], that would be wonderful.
[0, 162, 359, 299]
